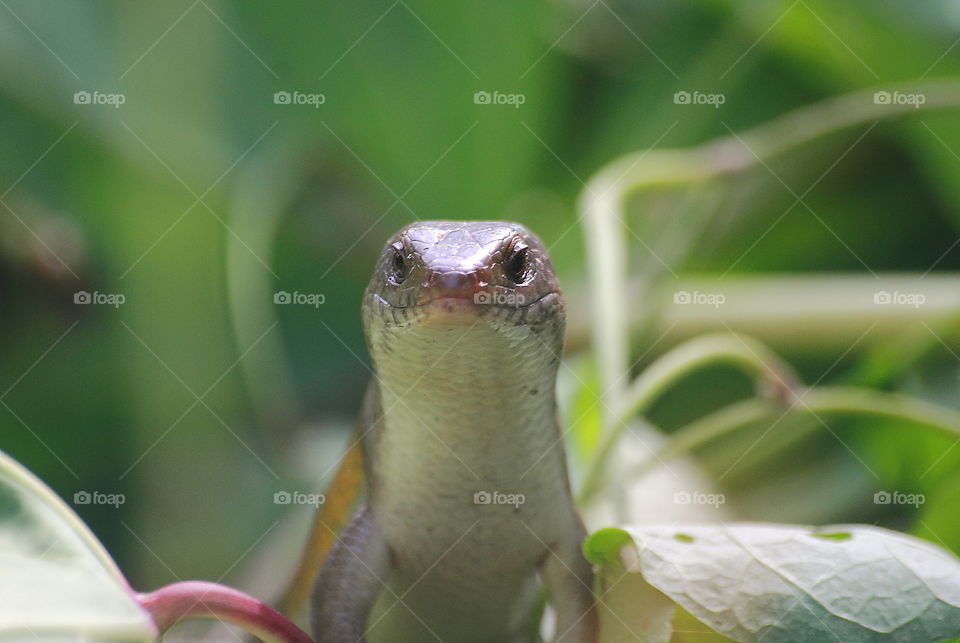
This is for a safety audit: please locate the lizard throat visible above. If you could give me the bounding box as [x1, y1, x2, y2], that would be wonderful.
[367, 312, 563, 443]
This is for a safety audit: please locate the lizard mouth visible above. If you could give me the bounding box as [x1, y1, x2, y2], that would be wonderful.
[366, 290, 562, 327]
[371, 290, 558, 311]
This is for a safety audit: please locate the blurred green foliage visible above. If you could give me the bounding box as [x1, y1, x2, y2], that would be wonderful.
[3, 0, 960, 601]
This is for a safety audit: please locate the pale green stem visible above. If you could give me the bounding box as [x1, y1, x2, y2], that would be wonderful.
[630, 387, 960, 479]
[578, 333, 799, 503]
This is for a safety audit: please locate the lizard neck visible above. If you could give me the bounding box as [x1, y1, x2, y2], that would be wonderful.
[366, 308, 564, 480]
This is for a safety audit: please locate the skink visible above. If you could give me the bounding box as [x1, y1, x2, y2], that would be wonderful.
[290, 221, 598, 642]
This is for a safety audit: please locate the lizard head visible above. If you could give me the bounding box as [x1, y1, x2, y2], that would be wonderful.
[362, 220, 564, 334]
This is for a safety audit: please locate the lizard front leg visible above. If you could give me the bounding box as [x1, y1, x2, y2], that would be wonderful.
[311, 504, 390, 642]
[541, 522, 599, 643]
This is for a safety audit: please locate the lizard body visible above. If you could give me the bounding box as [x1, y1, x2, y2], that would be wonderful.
[309, 221, 597, 642]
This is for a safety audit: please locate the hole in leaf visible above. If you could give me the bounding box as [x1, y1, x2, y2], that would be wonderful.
[674, 533, 694, 543]
[812, 531, 851, 541]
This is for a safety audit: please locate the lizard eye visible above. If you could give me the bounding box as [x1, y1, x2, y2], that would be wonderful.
[504, 245, 530, 285]
[390, 245, 409, 283]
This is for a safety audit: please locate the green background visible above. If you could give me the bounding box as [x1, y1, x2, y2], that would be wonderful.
[2, 0, 960, 603]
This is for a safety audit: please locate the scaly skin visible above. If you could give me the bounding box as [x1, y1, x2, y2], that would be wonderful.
[312, 221, 598, 643]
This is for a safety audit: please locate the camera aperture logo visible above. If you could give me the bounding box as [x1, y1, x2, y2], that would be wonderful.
[74, 490, 125, 508]
[473, 489, 525, 508]
[274, 90, 326, 108]
[674, 90, 725, 108]
[274, 490, 326, 508]
[75, 290, 125, 308]
[874, 490, 924, 508]
[473, 90, 525, 108]
[873, 290, 925, 308]
[673, 490, 725, 508]
[873, 91, 926, 108]
[274, 290, 326, 308]
[473, 291, 526, 307]
[674, 290, 725, 308]
[74, 90, 125, 108]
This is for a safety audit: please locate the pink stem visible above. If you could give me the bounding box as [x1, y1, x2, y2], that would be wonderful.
[137, 580, 314, 643]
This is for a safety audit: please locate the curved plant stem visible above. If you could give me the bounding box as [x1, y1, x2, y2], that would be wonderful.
[629, 387, 960, 479]
[137, 581, 313, 643]
[580, 81, 960, 412]
[228, 137, 310, 445]
[578, 79, 960, 503]
[578, 333, 799, 503]
[617, 333, 799, 419]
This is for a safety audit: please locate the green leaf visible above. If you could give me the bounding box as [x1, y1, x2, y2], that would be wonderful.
[587, 523, 960, 642]
[584, 527, 634, 566]
[0, 449, 157, 642]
